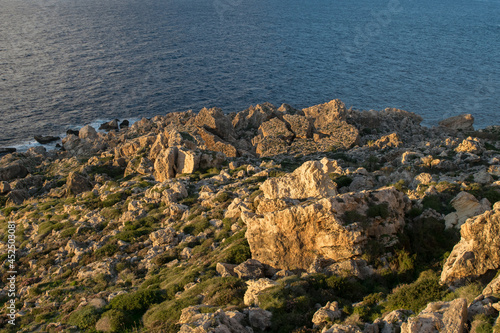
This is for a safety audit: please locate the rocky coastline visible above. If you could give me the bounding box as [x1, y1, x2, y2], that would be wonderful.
[0, 99, 500, 333]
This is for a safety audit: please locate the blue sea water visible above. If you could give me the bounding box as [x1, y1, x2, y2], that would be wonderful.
[0, 0, 499, 147]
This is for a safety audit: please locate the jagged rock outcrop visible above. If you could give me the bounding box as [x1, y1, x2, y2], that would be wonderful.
[244, 187, 410, 270]
[439, 114, 474, 131]
[194, 107, 236, 140]
[66, 172, 93, 196]
[0, 162, 28, 181]
[232, 102, 278, 132]
[177, 306, 253, 333]
[441, 208, 500, 286]
[400, 298, 468, 333]
[260, 159, 337, 200]
[444, 192, 491, 229]
[312, 301, 342, 327]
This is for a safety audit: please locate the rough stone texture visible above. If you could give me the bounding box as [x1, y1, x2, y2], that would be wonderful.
[194, 107, 236, 140]
[247, 307, 272, 331]
[441, 208, 500, 286]
[178, 306, 251, 333]
[232, 103, 278, 132]
[149, 132, 169, 161]
[455, 137, 484, 154]
[6, 189, 29, 205]
[197, 127, 238, 157]
[321, 259, 374, 279]
[369, 310, 414, 333]
[0, 163, 28, 181]
[253, 136, 289, 157]
[312, 301, 342, 327]
[283, 114, 313, 139]
[77, 259, 116, 280]
[482, 274, 500, 296]
[124, 157, 153, 177]
[258, 118, 294, 141]
[153, 147, 178, 182]
[260, 160, 337, 200]
[176, 148, 200, 175]
[323, 324, 362, 333]
[439, 114, 475, 131]
[467, 296, 498, 322]
[302, 99, 347, 130]
[444, 192, 491, 229]
[216, 262, 237, 277]
[400, 298, 468, 333]
[233, 259, 265, 280]
[79, 125, 99, 141]
[66, 172, 93, 196]
[372, 132, 403, 149]
[245, 187, 410, 270]
[244, 278, 278, 306]
[149, 228, 178, 247]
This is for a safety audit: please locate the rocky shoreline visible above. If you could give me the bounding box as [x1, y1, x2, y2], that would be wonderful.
[0, 99, 499, 333]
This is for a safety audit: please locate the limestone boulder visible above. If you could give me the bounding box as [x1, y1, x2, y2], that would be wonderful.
[0, 163, 28, 181]
[323, 324, 362, 333]
[177, 148, 200, 175]
[247, 307, 272, 331]
[232, 103, 278, 132]
[216, 263, 237, 277]
[234, 259, 265, 280]
[197, 127, 238, 157]
[153, 147, 178, 182]
[178, 306, 251, 333]
[441, 208, 500, 286]
[302, 99, 347, 130]
[312, 301, 342, 327]
[194, 107, 235, 140]
[79, 125, 99, 141]
[283, 114, 313, 139]
[244, 278, 278, 306]
[66, 172, 93, 196]
[372, 132, 403, 149]
[439, 114, 474, 131]
[149, 227, 178, 247]
[455, 137, 484, 154]
[244, 187, 410, 270]
[444, 192, 491, 229]
[400, 298, 468, 333]
[253, 136, 289, 157]
[258, 118, 294, 141]
[260, 160, 337, 200]
[482, 274, 500, 296]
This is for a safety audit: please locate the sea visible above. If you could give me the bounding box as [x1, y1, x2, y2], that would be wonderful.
[1, 0, 499, 150]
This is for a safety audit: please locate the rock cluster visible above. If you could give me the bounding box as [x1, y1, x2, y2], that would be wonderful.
[0, 100, 499, 333]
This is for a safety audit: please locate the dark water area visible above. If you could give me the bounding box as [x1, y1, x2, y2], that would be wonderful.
[1, 0, 499, 148]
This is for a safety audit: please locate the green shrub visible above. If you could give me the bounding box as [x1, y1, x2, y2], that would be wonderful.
[60, 227, 77, 238]
[110, 289, 165, 314]
[66, 305, 102, 329]
[98, 309, 131, 333]
[214, 192, 231, 203]
[442, 282, 483, 303]
[343, 210, 367, 225]
[95, 241, 119, 258]
[220, 239, 251, 264]
[384, 270, 447, 313]
[329, 174, 353, 188]
[367, 203, 389, 219]
[183, 217, 211, 235]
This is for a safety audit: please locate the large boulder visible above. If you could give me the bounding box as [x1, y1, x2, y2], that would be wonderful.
[441, 208, 500, 286]
[400, 298, 468, 333]
[244, 187, 410, 270]
[439, 114, 474, 131]
[177, 306, 251, 333]
[197, 127, 238, 157]
[444, 192, 491, 229]
[153, 147, 178, 182]
[302, 99, 347, 130]
[194, 107, 235, 140]
[260, 160, 337, 200]
[258, 118, 294, 141]
[66, 172, 93, 196]
[232, 103, 278, 132]
[283, 114, 313, 139]
[0, 163, 28, 181]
